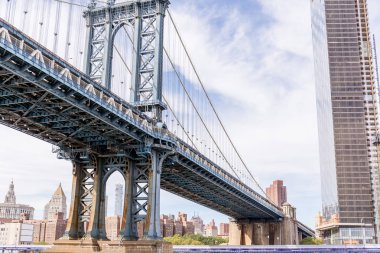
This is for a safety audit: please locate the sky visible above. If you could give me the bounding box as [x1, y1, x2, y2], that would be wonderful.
[0, 0, 380, 230]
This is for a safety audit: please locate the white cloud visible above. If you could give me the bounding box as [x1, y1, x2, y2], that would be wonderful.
[170, 0, 320, 227]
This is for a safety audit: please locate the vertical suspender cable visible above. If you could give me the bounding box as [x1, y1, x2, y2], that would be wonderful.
[5, 0, 11, 22]
[75, 4, 85, 68]
[21, 0, 29, 32]
[53, 1, 62, 54]
[65, 0, 73, 61]
[38, 0, 47, 43]
[9, 0, 16, 24]
[43, 0, 52, 47]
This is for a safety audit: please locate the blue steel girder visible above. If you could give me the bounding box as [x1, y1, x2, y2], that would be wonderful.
[0, 108, 84, 148]
[0, 56, 154, 152]
[0, 76, 125, 148]
[0, 97, 31, 105]
[0, 87, 43, 97]
[24, 109, 78, 119]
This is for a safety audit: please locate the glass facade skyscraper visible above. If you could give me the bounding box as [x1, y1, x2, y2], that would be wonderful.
[114, 184, 123, 216]
[311, 0, 380, 244]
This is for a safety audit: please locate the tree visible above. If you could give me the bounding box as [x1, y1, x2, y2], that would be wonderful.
[164, 234, 228, 245]
[300, 237, 323, 245]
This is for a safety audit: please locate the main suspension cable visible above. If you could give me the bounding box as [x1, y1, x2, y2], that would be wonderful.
[167, 10, 267, 196]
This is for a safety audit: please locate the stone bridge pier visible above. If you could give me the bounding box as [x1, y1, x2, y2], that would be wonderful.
[229, 203, 299, 245]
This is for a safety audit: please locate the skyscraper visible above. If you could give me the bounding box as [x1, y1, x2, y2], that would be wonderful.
[311, 0, 379, 244]
[43, 183, 67, 220]
[114, 184, 123, 216]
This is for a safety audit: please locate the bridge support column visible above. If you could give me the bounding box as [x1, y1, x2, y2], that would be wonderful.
[144, 150, 162, 239]
[87, 156, 107, 240]
[63, 160, 88, 239]
[121, 160, 138, 240]
[229, 217, 298, 246]
[61, 154, 108, 241]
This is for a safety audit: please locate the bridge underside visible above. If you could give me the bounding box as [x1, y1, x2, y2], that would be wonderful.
[0, 15, 284, 246]
[162, 160, 278, 220]
[0, 60, 151, 155]
[0, 38, 282, 221]
[0, 69, 135, 152]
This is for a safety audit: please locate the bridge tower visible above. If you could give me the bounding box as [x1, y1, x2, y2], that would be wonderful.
[83, 0, 167, 122]
[47, 1, 173, 252]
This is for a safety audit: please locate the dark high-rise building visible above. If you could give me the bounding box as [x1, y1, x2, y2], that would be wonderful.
[311, 0, 379, 244]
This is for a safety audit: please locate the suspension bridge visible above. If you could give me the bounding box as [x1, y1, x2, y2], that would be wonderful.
[0, 0, 312, 252]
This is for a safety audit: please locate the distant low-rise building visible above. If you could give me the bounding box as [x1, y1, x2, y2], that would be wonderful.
[177, 212, 194, 235]
[159, 212, 228, 238]
[219, 223, 229, 236]
[105, 215, 122, 240]
[183, 221, 195, 235]
[178, 212, 187, 223]
[0, 222, 33, 245]
[137, 220, 145, 238]
[24, 212, 67, 244]
[174, 220, 183, 235]
[0, 181, 34, 220]
[204, 219, 218, 237]
[161, 215, 174, 237]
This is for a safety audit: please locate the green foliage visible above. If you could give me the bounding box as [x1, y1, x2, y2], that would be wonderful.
[300, 237, 323, 245]
[33, 241, 48, 245]
[164, 234, 228, 245]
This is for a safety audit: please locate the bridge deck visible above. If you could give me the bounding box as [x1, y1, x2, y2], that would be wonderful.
[0, 18, 283, 220]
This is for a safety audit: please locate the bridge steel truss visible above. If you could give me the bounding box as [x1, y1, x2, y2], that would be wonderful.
[0, 0, 283, 242]
[83, 0, 167, 121]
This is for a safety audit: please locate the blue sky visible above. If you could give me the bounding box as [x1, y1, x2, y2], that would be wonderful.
[0, 0, 380, 231]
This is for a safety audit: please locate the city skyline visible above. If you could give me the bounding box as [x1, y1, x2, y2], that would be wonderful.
[0, 180, 230, 227]
[0, 0, 379, 230]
